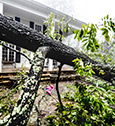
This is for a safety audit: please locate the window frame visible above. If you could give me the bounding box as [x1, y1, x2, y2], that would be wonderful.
[35, 24, 41, 32]
[2, 43, 16, 62]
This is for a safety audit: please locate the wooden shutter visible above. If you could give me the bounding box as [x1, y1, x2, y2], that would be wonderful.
[43, 24, 47, 34]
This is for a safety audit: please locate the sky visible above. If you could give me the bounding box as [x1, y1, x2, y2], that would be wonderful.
[34, 0, 115, 24]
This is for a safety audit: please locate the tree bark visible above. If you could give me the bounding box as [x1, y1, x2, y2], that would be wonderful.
[0, 14, 114, 84]
[0, 46, 49, 126]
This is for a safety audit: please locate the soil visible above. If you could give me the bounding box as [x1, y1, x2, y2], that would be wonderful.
[27, 81, 76, 126]
[0, 80, 77, 126]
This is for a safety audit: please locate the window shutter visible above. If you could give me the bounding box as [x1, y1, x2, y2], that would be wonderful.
[43, 24, 47, 34]
[16, 46, 21, 63]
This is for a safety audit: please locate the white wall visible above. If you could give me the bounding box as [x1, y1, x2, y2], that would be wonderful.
[1, 0, 83, 71]
[0, 2, 3, 72]
[3, 11, 44, 69]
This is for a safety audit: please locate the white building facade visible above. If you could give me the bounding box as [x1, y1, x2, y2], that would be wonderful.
[0, 0, 86, 72]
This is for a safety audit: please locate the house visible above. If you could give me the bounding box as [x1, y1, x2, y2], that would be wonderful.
[0, 0, 86, 72]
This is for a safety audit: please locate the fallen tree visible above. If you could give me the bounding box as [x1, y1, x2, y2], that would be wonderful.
[0, 14, 114, 84]
[0, 14, 114, 125]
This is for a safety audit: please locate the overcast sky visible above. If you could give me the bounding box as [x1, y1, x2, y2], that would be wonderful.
[34, 0, 115, 24]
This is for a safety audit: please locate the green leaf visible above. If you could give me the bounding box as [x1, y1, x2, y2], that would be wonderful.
[100, 28, 108, 33]
[86, 44, 90, 50]
[58, 22, 61, 27]
[83, 42, 88, 47]
[82, 38, 88, 42]
[73, 29, 79, 34]
[95, 44, 100, 49]
[99, 70, 105, 75]
[100, 28, 107, 31]
[74, 29, 79, 39]
[106, 14, 109, 19]
[91, 69, 95, 74]
[80, 29, 83, 37]
[72, 58, 79, 62]
[104, 21, 106, 26]
[82, 24, 85, 29]
[74, 34, 78, 39]
[102, 30, 108, 35]
[104, 33, 110, 41]
[83, 29, 88, 35]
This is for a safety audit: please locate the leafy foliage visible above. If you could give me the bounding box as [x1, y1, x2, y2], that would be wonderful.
[85, 38, 115, 65]
[0, 13, 115, 126]
[72, 58, 95, 77]
[80, 15, 115, 65]
[101, 15, 115, 41]
[0, 85, 20, 119]
[44, 13, 72, 41]
[47, 81, 115, 126]
[47, 15, 115, 126]
[74, 23, 100, 52]
[0, 67, 25, 120]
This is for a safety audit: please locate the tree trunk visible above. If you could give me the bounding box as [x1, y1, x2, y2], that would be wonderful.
[0, 46, 49, 126]
[0, 14, 114, 84]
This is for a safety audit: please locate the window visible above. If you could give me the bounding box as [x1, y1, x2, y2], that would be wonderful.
[30, 21, 41, 32]
[30, 21, 34, 29]
[15, 17, 20, 22]
[2, 43, 8, 61]
[2, 16, 21, 64]
[9, 45, 14, 61]
[2, 44, 15, 62]
[35, 25, 41, 32]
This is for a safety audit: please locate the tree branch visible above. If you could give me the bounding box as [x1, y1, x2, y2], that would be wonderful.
[56, 63, 64, 111]
[0, 41, 31, 62]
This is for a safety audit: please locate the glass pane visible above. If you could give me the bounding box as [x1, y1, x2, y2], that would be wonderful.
[9, 44, 14, 61]
[16, 46, 21, 63]
[2, 46, 8, 61]
[35, 25, 41, 32]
